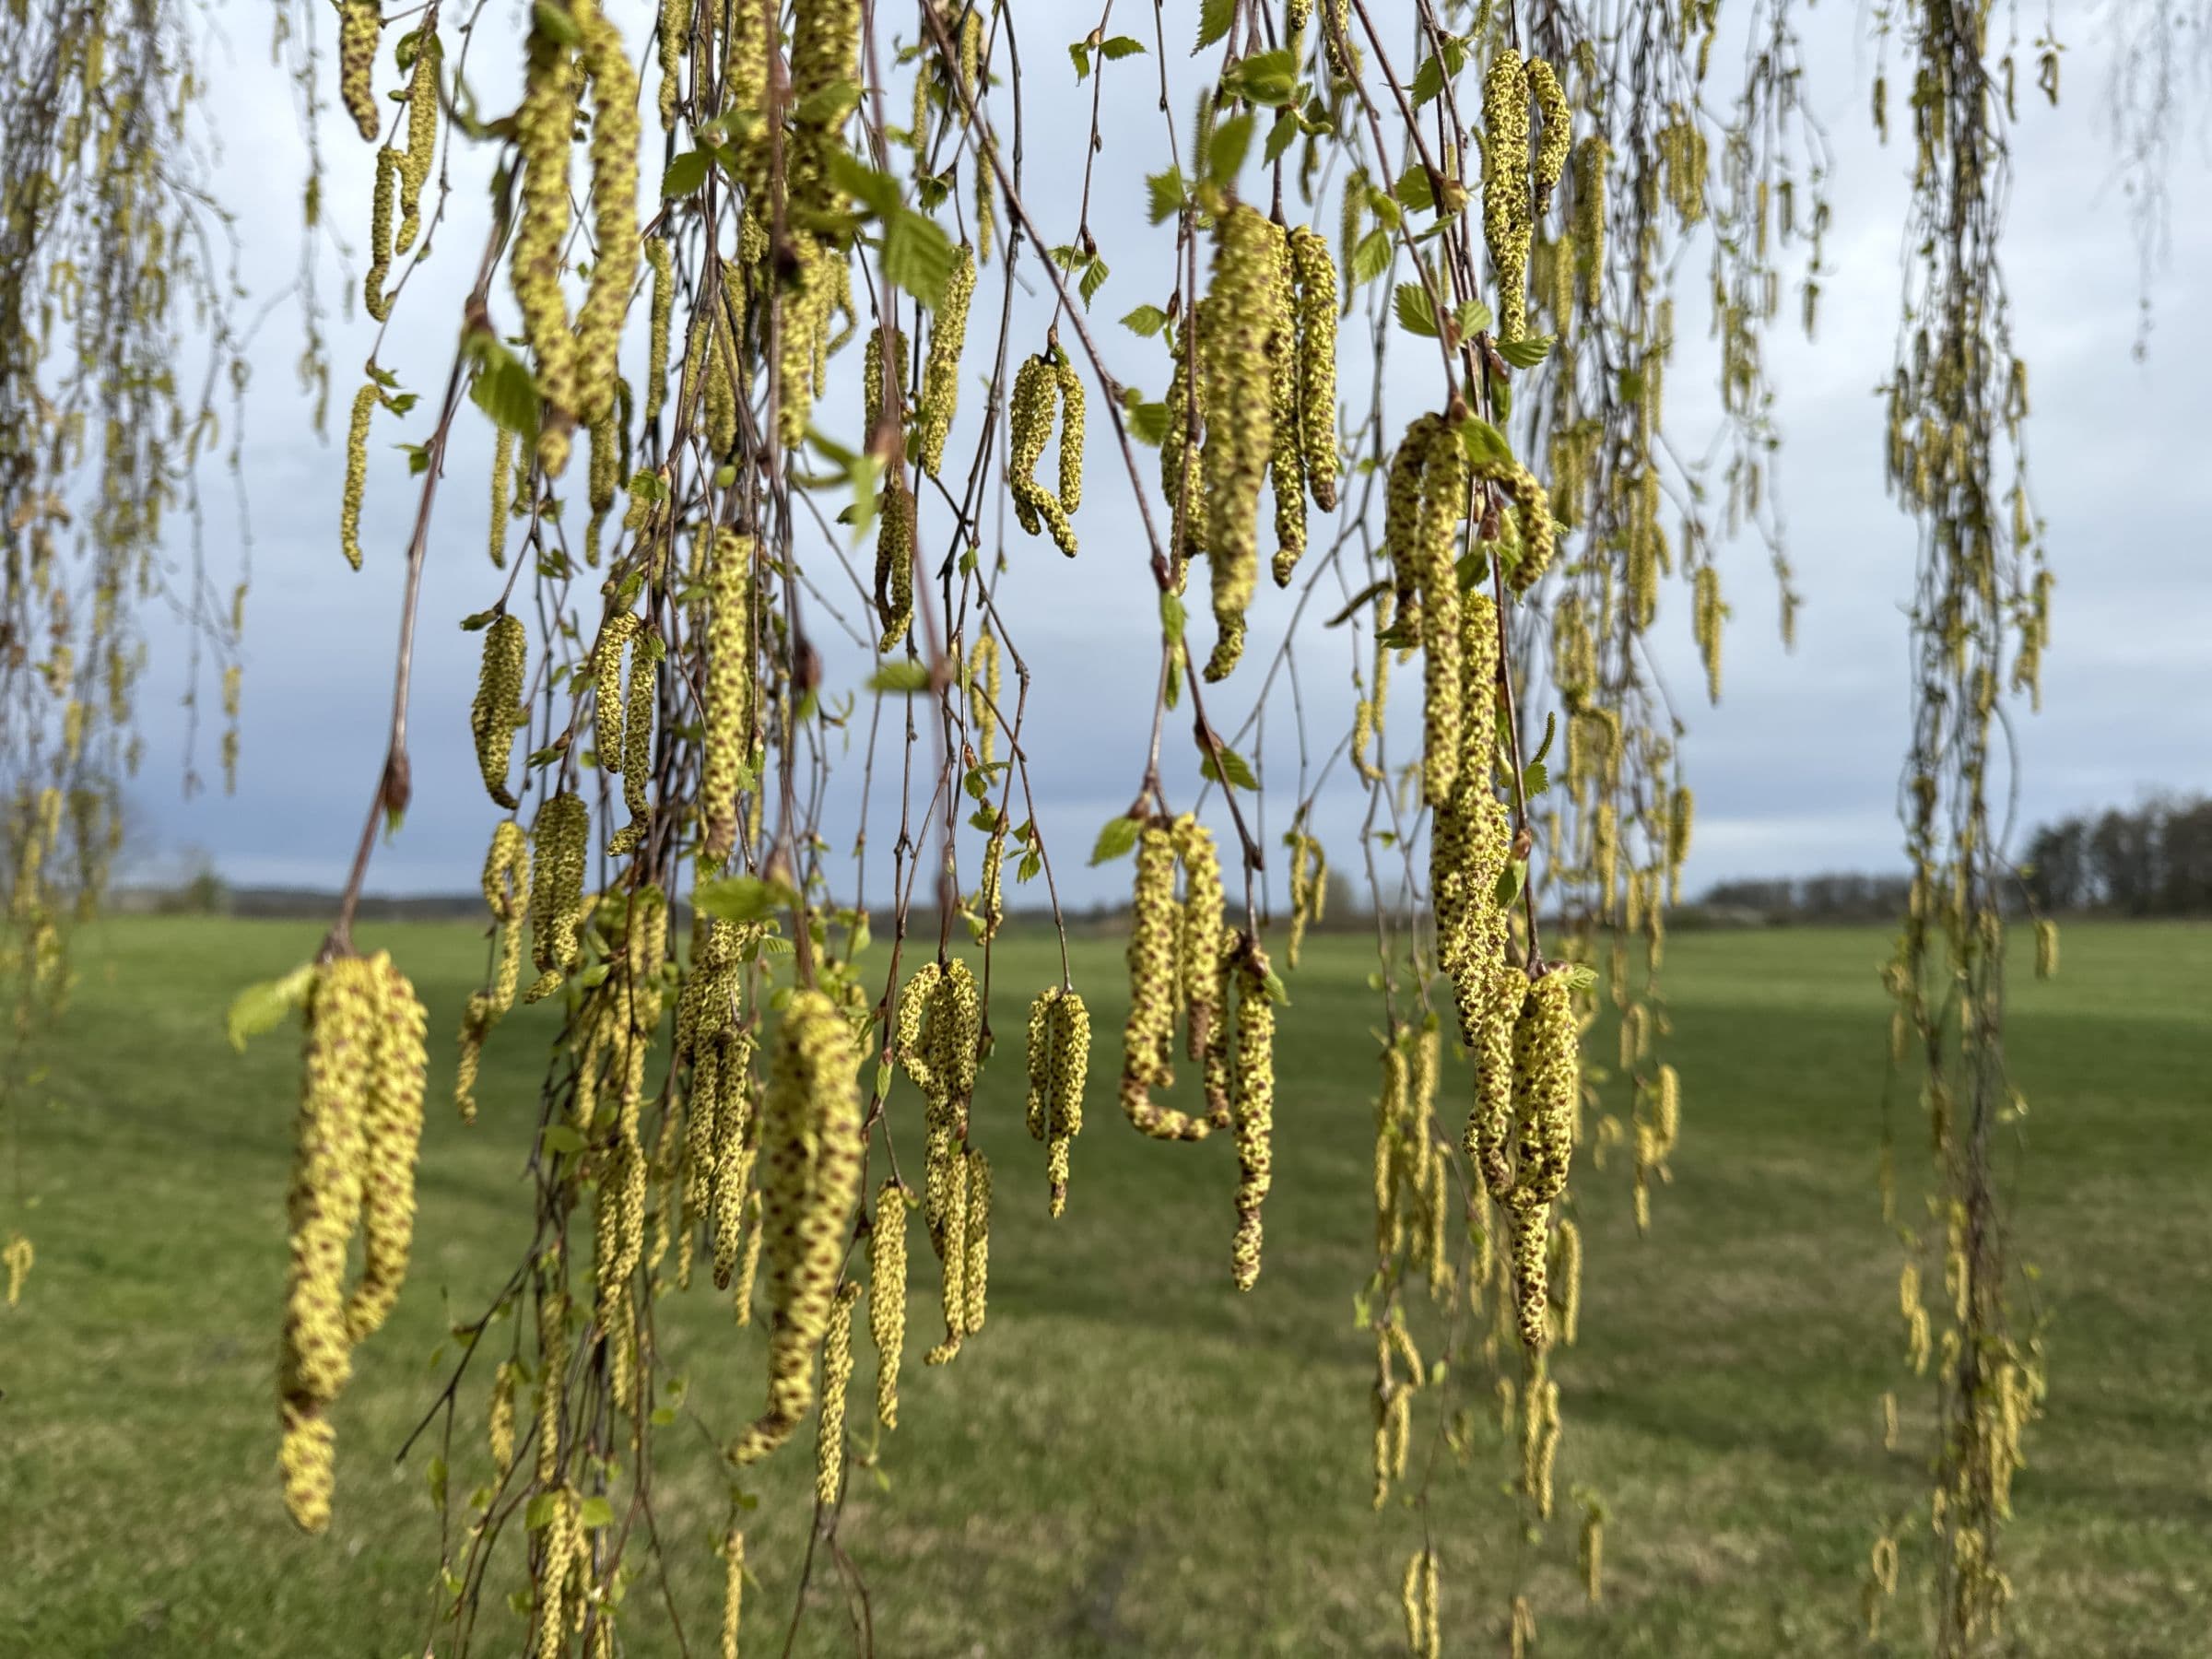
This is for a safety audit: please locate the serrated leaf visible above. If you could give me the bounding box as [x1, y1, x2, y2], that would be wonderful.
[1069, 41, 1092, 80]
[1196, 0, 1236, 50]
[1264, 108, 1300, 164]
[1395, 163, 1435, 214]
[541, 1124, 585, 1155]
[1497, 334, 1556, 370]
[1457, 417, 1514, 469]
[882, 207, 958, 310]
[1394, 282, 1439, 338]
[1208, 112, 1254, 187]
[1495, 859, 1527, 909]
[1521, 759, 1550, 798]
[1128, 400, 1171, 446]
[578, 1497, 616, 1530]
[467, 339, 540, 442]
[1412, 53, 1446, 106]
[1350, 228, 1393, 287]
[1089, 816, 1142, 865]
[1079, 254, 1110, 308]
[226, 964, 315, 1052]
[1159, 591, 1187, 638]
[661, 149, 710, 197]
[1122, 304, 1171, 337]
[1146, 168, 1188, 225]
[694, 874, 801, 924]
[1198, 744, 1259, 791]
[1100, 34, 1147, 60]
[1230, 46, 1300, 106]
[866, 660, 933, 694]
[1454, 299, 1494, 337]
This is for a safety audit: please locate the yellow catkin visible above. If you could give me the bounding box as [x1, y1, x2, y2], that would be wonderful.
[525, 794, 589, 1001]
[1265, 221, 1306, 588]
[470, 614, 527, 809]
[1288, 227, 1340, 512]
[1482, 48, 1534, 342]
[721, 1529, 744, 1659]
[962, 1148, 992, 1335]
[593, 611, 641, 780]
[488, 1359, 518, 1473]
[340, 382, 382, 571]
[731, 992, 862, 1466]
[1581, 1500, 1606, 1602]
[2035, 917, 2059, 980]
[3, 1233, 31, 1306]
[342, 955, 428, 1344]
[1054, 347, 1087, 516]
[571, 0, 641, 441]
[1121, 824, 1208, 1141]
[1416, 418, 1468, 808]
[644, 238, 674, 421]
[1555, 1213, 1583, 1345]
[337, 0, 382, 141]
[1008, 352, 1078, 556]
[536, 1486, 578, 1655]
[1572, 136, 1609, 308]
[277, 957, 378, 1533]
[1160, 310, 1208, 575]
[512, 10, 579, 475]
[488, 425, 515, 569]
[816, 1281, 860, 1504]
[876, 472, 916, 652]
[1199, 206, 1278, 680]
[702, 531, 755, 863]
[365, 147, 397, 323]
[394, 26, 439, 253]
[1524, 57, 1571, 206]
[1231, 947, 1276, 1291]
[918, 248, 975, 476]
[868, 1182, 909, 1429]
[1505, 971, 1580, 1352]
[656, 0, 688, 129]
[458, 822, 531, 1119]
[1173, 816, 1226, 1063]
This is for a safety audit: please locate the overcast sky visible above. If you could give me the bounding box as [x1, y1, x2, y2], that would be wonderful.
[120, 0, 2211, 908]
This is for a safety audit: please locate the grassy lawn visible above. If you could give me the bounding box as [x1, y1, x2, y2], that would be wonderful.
[2, 915, 2206, 1657]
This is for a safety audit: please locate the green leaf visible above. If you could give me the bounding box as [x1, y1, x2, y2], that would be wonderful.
[1196, 0, 1236, 50]
[1394, 163, 1435, 214]
[1393, 282, 1439, 338]
[694, 874, 801, 924]
[793, 78, 861, 127]
[226, 964, 315, 1052]
[1264, 108, 1300, 164]
[1453, 298, 1494, 337]
[578, 1496, 617, 1530]
[1457, 417, 1514, 469]
[1146, 168, 1188, 225]
[1494, 859, 1527, 909]
[882, 207, 958, 310]
[866, 660, 933, 694]
[1412, 53, 1447, 106]
[1089, 816, 1142, 865]
[525, 1491, 561, 1530]
[1198, 744, 1259, 791]
[1069, 41, 1093, 80]
[1497, 333, 1556, 370]
[1159, 591, 1187, 639]
[1521, 759, 1550, 799]
[1122, 304, 1171, 337]
[660, 149, 710, 197]
[1101, 35, 1147, 61]
[466, 336, 541, 442]
[1349, 228, 1393, 287]
[1229, 47, 1300, 107]
[1079, 253, 1111, 308]
[540, 1124, 586, 1156]
[531, 1, 582, 48]
[1128, 400, 1171, 446]
[1208, 112, 1254, 187]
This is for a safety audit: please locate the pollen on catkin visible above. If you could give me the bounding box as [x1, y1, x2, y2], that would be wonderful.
[1026, 988, 1088, 1216]
[525, 794, 589, 1001]
[342, 954, 429, 1345]
[1416, 417, 1468, 808]
[875, 472, 916, 652]
[816, 1281, 860, 1504]
[364, 147, 397, 323]
[572, 0, 641, 438]
[730, 991, 862, 1468]
[1173, 815, 1226, 1062]
[867, 1182, 909, 1428]
[394, 26, 438, 253]
[1199, 206, 1278, 680]
[1288, 227, 1340, 512]
[340, 381, 384, 571]
[962, 1148, 991, 1335]
[1008, 351, 1079, 556]
[488, 425, 515, 569]
[1482, 48, 1535, 342]
[917, 248, 975, 476]
[512, 10, 579, 475]
[1121, 823, 1209, 1141]
[1230, 946, 1276, 1291]
[337, 0, 382, 141]
[1525, 57, 1571, 207]
[1265, 220, 1306, 588]
[702, 530, 755, 864]
[470, 614, 527, 809]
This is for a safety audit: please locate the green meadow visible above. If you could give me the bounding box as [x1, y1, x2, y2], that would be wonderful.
[3, 916, 2206, 1656]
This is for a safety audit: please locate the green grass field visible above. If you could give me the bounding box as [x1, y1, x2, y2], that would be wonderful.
[3, 916, 2207, 1657]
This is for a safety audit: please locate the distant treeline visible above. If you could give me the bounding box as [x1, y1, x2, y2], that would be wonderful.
[1698, 794, 2212, 921]
[2020, 794, 2212, 916]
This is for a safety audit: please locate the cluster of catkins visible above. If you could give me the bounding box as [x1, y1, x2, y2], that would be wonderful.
[278, 951, 429, 1533]
[1165, 206, 1340, 680]
[893, 959, 993, 1364]
[1118, 815, 1278, 1288]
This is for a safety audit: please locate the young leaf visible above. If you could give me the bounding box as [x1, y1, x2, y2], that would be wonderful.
[1199, 744, 1259, 791]
[225, 964, 315, 1052]
[1394, 282, 1439, 338]
[866, 661, 933, 694]
[1089, 816, 1142, 865]
[1122, 304, 1171, 337]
